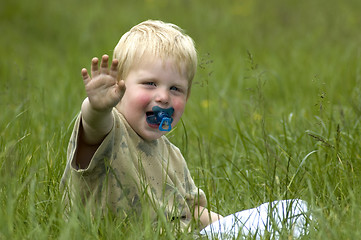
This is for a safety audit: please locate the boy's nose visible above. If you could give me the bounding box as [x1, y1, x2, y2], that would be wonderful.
[155, 88, 170, 105]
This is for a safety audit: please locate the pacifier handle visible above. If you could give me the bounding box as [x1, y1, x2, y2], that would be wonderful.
[159, 117, 172, 131]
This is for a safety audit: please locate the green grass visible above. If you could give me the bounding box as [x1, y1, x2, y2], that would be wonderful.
[1, 0, 361, 238]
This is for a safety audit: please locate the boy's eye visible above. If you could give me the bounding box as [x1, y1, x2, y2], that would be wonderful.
[144, 82, 156, 86]
[170, 86, 180, 92]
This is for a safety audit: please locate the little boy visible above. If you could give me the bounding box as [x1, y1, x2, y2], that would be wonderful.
[60, 20, 222, 231]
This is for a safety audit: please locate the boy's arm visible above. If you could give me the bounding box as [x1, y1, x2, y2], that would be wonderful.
[194, 205, 223, 229]
[75, 55, 125, 169]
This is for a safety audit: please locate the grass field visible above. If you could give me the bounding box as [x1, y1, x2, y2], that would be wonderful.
[1, 0, 361, 238]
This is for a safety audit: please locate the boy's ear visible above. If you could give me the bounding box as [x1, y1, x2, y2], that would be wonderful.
[186, 88, 191, 100]
[186, 86, 191, 101]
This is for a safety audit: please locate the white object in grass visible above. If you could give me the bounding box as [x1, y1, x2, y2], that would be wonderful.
[200, 199, 311, 239]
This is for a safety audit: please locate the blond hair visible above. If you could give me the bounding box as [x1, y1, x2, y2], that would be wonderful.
[113, 20, 197, 95]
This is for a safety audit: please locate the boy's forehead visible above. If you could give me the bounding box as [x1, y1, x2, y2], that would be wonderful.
[131, 55, 188, 78]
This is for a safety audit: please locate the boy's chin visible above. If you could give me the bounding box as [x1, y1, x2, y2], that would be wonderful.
[139, 130, 165, 142]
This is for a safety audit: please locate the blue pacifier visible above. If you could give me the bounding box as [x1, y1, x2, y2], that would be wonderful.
[146, 106, 174, 131]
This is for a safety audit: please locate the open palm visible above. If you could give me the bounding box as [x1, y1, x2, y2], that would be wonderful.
[81, 55, 125, 112]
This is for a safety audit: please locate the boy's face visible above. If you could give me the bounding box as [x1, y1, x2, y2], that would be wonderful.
[116, 57, 189, 141]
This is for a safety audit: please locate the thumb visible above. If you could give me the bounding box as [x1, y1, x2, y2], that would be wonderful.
[117, 80, 126, 98]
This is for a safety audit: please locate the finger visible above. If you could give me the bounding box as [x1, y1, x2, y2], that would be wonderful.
[110, 59, 119, 78]
[81, 68, 91, 85]
[91, 57, 99, 77]
[100, 54, 109, 74]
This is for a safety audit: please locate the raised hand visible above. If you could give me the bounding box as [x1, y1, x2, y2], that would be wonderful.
[81, 54, 125, 112]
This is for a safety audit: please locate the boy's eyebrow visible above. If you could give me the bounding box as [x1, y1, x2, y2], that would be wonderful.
[138, 76, 156, 81]
[135, 74, 158, 82]
[172, 82, 188, 88]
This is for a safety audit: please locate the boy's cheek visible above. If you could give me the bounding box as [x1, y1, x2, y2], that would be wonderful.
[134, 92, 152, 107]
[173, 100, 187, 118]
